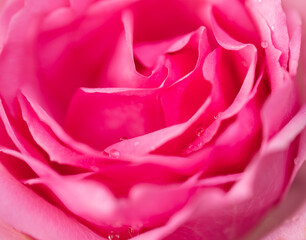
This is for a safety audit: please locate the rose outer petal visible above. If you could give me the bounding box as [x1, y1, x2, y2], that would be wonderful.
[245, 0, 290, 90]
[286, 9, 302, 77]
[136, 105, 306, 240]
[0, 163, 106, 240]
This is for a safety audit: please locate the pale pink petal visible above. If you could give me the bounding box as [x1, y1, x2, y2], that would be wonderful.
[24, 0, 68, 14]
[261, 76, 300, 141]
[0, 163, 105, 240]
[0, 220, 33, 240]
[260, 164, 306, 240]
[245, 0, 289, 90]
[0, 0, 23, 52]
[154, 107, 305, 240]
[286, 9, 302, 77]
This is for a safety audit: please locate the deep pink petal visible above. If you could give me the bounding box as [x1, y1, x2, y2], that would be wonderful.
[131, 0, 201, 43]
[65, 87, 165, 150]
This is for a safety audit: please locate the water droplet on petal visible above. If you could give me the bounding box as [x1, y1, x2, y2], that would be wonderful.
[108, 232, 120, 240]
[134, 141, 140, 147]
[102, 151, 110, 157]
[258, 0, 262, 2]
[261, 41, 269, 48]
[109, 149, 120, 159]
[120, 137, 128, 141]
[128, 227, 139, 237]
[271, 25, 275, 31]
[214, 112, 222, 120]
[196, 127, 205, 137]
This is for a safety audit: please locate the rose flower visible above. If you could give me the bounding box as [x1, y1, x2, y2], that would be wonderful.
[0, 0, 305, 239]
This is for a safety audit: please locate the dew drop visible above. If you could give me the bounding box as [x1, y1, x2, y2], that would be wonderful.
[102, 150, 110, 157]
[271, 25, 275, 31]
[128, 227, 139, 237]
[108, 232, 120, 240]
[214, 112, 222, 120]
[109, 149, 120, 159]
[120, 137, 128, 141]
[134, 141, 140, 147]
[261, 41, 269, 49]
[258, 0, 262, 2]
[196, 127, 205, 137]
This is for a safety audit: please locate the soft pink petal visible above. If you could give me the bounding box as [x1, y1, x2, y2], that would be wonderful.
[245, 0, 289, 90]
[261, 75, 300, 141]
[161, 27, 211, 126]
[18, 94, 116, 171]
[286, 9, 302, 77]
[211, 0, 260, 45]
[65, 87, 165, 150]
[154, 107, 305, 240]
[105, 97, 211, 157]
[0, 0, 23, 52]
[20, 93, 103, 157]
[0, 220, 33, 240]
[0, 163, 105, 240]
[0, 98, 47, 160]
[24, 0, 67, 14]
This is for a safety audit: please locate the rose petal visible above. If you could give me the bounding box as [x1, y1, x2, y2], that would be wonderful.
[211, 0, 260, 45]
[0, 163, 105, 240]
[0, 98, 47, 160]
[151, 106, 305, 240]
[286, 9, 302, 77]
[0, 220, 33, 240]
[261, 75, 299, 141]
[131, 0, 201, 43]
[0, 0, 23, 52]
[18, 93, 117, 171]
[65, 87, 165, 150]
[105, 97, 211, 157]
[24, 0, 67, 14]
[19, 93, 103, 157]
[246, 0, 289, 90]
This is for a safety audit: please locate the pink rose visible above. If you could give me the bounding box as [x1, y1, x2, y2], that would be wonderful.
[0, 0, 305, 240]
